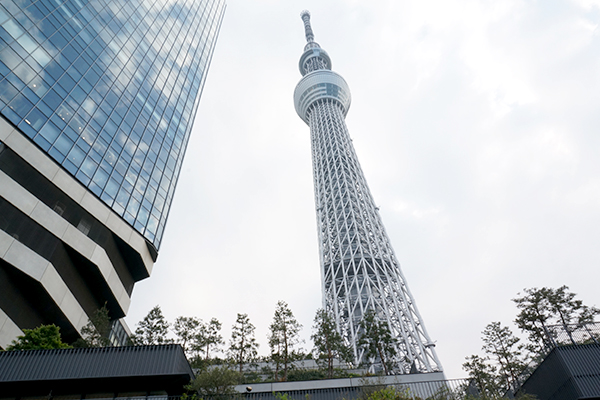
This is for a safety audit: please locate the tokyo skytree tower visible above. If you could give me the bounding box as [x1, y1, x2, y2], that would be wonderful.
[293, 11, 442, 374]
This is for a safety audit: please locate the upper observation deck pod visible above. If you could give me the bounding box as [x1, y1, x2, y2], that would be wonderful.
[299, 11, 332, 75]
[294, 70, 351, 123]
[295, 11, 351, 123]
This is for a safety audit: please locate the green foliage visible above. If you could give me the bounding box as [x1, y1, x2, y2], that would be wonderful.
[463, 286, 597, 397]
[268, 301, 303, 381]
[513, 285, 599, 351]
[74, 304, 112, 348]
[286, 368, 326, 381]
[173, 316, 202, 357]
[241, 370, 263, 384]
[228, 313, 259, 374]
[463, 323, 528, 397]
[189, 355, 226, 370]
[7, 325, 71, 350]
[196, 317, 224, 361]
[357, 311, 398, 375]
[187, 365, 241, 400]
[359, 386, 415, 400]
[481, 322, 526, 390]
[311, 308, 353, 378]
[273, 392, 293, 400]
[462, 354, 501, 397]
[132, 305, 173, 345]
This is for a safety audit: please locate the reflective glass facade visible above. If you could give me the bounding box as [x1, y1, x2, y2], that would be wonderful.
[0, 0, 226, 249]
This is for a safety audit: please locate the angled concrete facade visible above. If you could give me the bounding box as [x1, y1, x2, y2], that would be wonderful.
[0, 114, 153, 346]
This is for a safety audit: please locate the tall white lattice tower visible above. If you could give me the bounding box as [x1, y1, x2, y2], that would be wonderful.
[294, 11, 442, 374]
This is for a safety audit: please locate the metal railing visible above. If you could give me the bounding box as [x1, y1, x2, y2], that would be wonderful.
[61, 378, 471, 400]
[542, 322, 600, 348]
[242, 379, 472, 400]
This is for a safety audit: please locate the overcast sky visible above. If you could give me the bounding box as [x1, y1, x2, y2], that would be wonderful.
[125, 0, 600, 379]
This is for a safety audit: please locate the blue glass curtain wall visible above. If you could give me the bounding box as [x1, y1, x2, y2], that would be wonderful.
[0, 0, 226, 248]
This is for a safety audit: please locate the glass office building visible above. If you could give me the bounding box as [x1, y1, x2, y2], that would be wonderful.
[0, 0, 225, 346]
[0, 0, 225, 248]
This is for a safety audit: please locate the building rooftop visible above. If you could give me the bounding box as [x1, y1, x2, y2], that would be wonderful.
[0, 344, 194, 396]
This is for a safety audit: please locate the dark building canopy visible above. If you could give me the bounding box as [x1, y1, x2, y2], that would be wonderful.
[0, 344, 194, 397]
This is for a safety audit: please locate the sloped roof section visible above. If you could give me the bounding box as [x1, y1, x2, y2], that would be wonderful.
[0, 344, 194, 396]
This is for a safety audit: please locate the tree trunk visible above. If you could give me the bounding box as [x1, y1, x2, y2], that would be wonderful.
[377, 344, 388, 375]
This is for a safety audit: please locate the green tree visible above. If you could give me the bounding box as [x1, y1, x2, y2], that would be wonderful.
[187, 365, 241, 400]
[196, 317, 224, 361]
[228, 313, 259, 374]
[359, 386, 413, 400]
[75, 304, 112, 348]
[173, 316, 202, 357]
[268, 301, 303, 381]
[6, 325, 71, 350]
[462, 354, 501, 397]
[132, 305, 173, 345]
[311, 308, 353, 378]
[481, 322, 526, 390]
[513, 286, 600, 351]
[357, 311, 397, 375]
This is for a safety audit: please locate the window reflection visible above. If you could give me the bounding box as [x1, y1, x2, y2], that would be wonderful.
[0, 0, 226, 248]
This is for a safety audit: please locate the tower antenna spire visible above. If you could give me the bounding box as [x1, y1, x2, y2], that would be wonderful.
[300, 10, 314, 43]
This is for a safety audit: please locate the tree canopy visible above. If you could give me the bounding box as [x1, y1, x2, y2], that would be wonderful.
[228, 313, 259, 374]
[357, 311, 397, 375]
[173, 316, 202, 357]
[132, 305, 173, 345]
[513, 285, 600, 351]
[6, 325, 71, 350]
[196, 317, 224, 361]
[311, 308, 352, 378]
[268, 300, 303, 381]
[464, 286, 599, 397]
[187, 365, 241, 400]
[75, 304, 112, 348]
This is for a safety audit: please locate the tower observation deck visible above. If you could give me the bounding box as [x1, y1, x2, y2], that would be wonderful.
[293, 11, 442, 374]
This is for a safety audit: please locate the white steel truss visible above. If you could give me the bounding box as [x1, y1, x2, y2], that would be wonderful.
[293, 11, 442, 374]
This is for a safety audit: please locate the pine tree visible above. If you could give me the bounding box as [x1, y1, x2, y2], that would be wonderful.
[173, 316, 202, 357]
[311, 308, 352, 378]
[513, 286, 600, 351]
[462, 354, 501, 397]
[268, 301, 302, 381]
[228, 313, 259, 374]
[196, 317, 224, 361]
[481, 322, 527, 391]
[132, 305, 173, 345]
[79, 303, 112, 347]
[357, 311, 398, 375]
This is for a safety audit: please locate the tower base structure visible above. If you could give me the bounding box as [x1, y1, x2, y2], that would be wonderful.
[0, 115, 154, 347]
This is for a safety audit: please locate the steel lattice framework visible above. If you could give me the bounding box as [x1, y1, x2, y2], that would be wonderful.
[293, 11, 442, 374]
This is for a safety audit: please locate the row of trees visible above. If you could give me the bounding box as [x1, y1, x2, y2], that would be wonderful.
[130, 301, 352, 380]
[130, 300, 408, 381]
[3, 299, 400, 381]
[463, 285, 599, 398]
